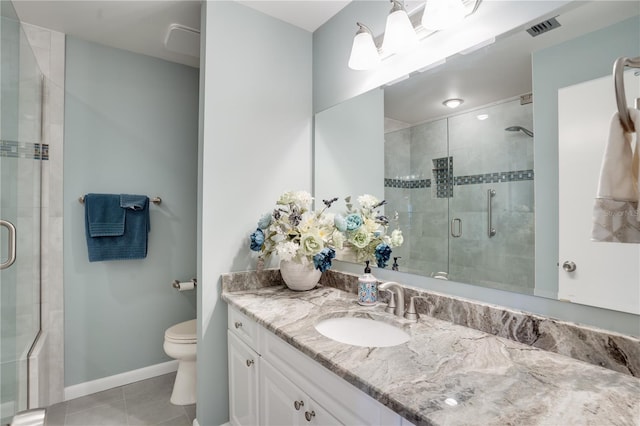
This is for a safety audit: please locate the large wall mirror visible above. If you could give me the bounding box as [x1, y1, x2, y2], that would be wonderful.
[315, 1, 640, 314]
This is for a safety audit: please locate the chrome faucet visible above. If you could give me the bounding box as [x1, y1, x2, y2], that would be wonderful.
[379, 281, 405, 318]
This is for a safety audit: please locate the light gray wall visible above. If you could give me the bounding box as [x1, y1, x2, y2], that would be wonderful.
[63, 37, 198, 386]
[198, 2, 312, 425]
[532, 15, 640, 298]
[313, 1, 388, 113]
[314, 4, 639, 336]
[314, 88, 384, 203]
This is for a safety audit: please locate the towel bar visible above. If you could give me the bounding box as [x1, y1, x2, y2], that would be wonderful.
[613, 56, 640, 133]
[79, 195, 162, 205]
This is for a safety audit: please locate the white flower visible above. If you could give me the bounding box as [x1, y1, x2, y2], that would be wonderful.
[363, 218, 380, 234]
[297, 212, 316, 233]
[300, 231, 324, 255]
[390, 229, 404, 247]
[357, 194, 379, 210]
[332, 230, 345, 250]
[293, 191, 313, 210]
[275, 241, 299, 261]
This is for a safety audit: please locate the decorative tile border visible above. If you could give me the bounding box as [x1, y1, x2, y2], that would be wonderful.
[384, 178, 431, 189]
[455, 169, 534, 185]
[0, 140, 49, 160]
[384, 169, 534, 190]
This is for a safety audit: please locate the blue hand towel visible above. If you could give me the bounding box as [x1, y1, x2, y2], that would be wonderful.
[85, 194, 150, 262]
[84, 193, 125, 237]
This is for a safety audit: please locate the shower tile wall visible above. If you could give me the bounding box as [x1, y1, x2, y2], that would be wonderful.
[384, 99, 534, 291]
[385, 119, 449, 277]
[0, 15, 46, 420]
[22, 23, 66, 408]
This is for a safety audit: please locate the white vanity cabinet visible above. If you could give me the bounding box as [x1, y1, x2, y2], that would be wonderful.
[228, 308, 261, 426]
[228, 332, 260, 426]
[260, 358, 341, 425]
[227, 305, 412, 426]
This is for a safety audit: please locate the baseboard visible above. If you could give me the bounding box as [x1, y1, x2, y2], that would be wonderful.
[64, 360, 178, 401]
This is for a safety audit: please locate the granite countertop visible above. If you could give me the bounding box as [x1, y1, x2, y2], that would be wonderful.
[222, 284, 640, 426]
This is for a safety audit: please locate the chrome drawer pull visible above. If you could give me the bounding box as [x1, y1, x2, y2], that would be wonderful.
[246, 359, 254, 367]
[304, 410, 315, 422]
[294, 400, 304, 411]
[234, 321, 243, 329]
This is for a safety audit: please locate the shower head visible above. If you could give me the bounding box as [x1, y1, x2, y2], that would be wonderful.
[505, 126, 534, 137]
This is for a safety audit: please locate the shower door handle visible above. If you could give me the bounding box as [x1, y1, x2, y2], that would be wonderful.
[487, 189, 496, 238]
[450, 218, 462, 238]
[0, 220, 16, 270]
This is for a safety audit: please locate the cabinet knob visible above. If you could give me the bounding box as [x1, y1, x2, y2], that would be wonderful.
[304, 411, 315, 422]
[234, 321, 243, 329]
[562, 261, 577, 272]
[293, 400, 304, 411]
[246, 359, 254, 367]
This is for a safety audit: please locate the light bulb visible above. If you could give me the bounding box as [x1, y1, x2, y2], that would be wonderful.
[348, 23, 381, 70]
[421, 0, 466, 31]
[443, 98, 464, 108]
[382, 1, 418, 55]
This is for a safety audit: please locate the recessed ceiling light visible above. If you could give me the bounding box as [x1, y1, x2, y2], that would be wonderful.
[477, 114, 489, 120]
[443, 98, 464, 109]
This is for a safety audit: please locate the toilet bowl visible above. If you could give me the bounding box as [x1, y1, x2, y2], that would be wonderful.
[163, 319, 197, 405]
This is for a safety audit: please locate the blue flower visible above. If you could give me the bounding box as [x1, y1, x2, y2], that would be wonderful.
[345, 214, 363, 231]
[334, 214, 347, 232]
[250, 228, 265, 251]
[375, 243, 392, 268]
[313, 248, 336, 272]
[257, 212, 272, 229]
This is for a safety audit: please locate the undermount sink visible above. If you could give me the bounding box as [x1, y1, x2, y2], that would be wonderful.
[314, 316, 410, 348]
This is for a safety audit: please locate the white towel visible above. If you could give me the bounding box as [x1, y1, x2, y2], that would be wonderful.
[592, 108, 640, 242]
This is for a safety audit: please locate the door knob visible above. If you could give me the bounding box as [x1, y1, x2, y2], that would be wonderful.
[562, 261, 576, 272]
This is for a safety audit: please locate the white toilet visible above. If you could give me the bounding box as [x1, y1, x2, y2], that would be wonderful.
[163, 319, 197, 405]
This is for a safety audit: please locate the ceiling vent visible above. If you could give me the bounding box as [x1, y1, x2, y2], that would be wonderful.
[526, 17, 561, 37]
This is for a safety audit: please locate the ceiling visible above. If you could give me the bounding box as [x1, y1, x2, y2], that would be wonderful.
[12, 0, 351, 68]
[384, 0, 640, 126]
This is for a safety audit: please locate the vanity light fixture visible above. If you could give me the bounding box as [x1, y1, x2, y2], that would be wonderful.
[382, 0, 419, 55]
[348, 23, 381, 71]
[421, 0, 467, 31]
[443, 98, 464, 109]
[347, 0, 481, 71]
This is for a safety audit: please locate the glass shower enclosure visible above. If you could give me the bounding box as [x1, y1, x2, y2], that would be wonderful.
[0, 1, 43, 423]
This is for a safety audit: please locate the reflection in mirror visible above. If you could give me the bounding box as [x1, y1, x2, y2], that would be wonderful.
[385, 98, 534, 293]
[314, 1, 640, 312]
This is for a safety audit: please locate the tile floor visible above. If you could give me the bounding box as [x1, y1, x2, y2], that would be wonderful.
[45, 373, 196, 426]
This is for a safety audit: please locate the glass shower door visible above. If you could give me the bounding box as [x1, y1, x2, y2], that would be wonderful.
[447, 99, 535, 293]
[0, 2, 43, 423]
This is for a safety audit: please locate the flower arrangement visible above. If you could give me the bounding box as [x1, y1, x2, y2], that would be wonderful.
[335, 194, 403, 268]
[249, 191, 341, 272]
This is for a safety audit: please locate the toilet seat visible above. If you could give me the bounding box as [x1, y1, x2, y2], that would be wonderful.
[165, 319, 196, 344]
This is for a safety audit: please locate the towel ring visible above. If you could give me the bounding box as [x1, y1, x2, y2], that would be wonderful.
[79, 195, 162, 205]
[613, 56, 640, 133]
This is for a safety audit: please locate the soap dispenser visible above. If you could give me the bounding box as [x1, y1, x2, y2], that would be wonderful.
[357, 260, 378, 306]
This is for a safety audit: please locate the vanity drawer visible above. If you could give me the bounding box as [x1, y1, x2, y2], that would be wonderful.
[228, 306, 259, 351]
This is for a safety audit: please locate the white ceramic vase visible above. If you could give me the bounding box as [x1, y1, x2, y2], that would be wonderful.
[280, 260, 321, 291]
